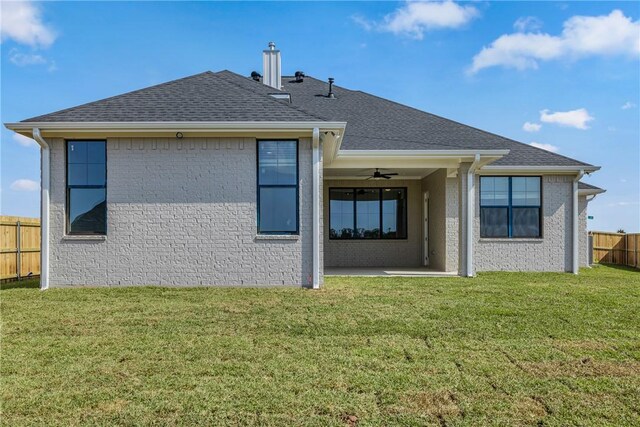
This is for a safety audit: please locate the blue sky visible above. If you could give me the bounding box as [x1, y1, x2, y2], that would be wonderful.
[1, 1, 639, 232]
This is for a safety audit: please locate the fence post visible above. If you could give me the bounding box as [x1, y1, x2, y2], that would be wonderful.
[624, 234, 627, 267]
[16, 220, 21, 281]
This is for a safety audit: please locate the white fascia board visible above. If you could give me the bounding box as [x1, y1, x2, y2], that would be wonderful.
[337, 149, 510, 158]
[320, 128, 346, 166]
[480, 165, 600, 174]
[329, 149, 507, 170]
[578, 188, 606, 196]
[4, 121, 347, 133]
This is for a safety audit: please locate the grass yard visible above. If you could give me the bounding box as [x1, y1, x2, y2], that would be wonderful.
[1, 266, 639, 426]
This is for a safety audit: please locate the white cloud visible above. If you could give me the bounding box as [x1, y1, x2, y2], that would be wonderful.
[0, 1, 56, 48]
[13, 133, 38, 148]
[514, 16, 542, 32]
[622, 101, 636, 110]
[352, 14, 374, 32]
[529, 142, 559, 153]
[10, 179, 39, 192]
[9, 48, 45, 66]
[8, 48, 56, 70]
[540, 108, 594, 130]
[470, 10, 640, 73]
[607, 201, 640, 207]
[355, 1, 479, 40]
[523, 121, 541, 132]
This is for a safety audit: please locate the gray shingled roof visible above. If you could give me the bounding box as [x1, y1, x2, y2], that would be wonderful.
[210, 71, 592, 167]
[272, 74, 590, 167]
[22, 71, 324, 122]
[578, 182, 605, 192]
[20, 69, 593, 168]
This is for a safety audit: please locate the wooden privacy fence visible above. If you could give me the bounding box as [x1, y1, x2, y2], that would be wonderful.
[590, 231, 640, 269]
[0, 216, 40, 281]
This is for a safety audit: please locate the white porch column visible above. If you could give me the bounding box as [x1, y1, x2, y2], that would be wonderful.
[459, 155, 480, 277]
[312, 128, 321, 289]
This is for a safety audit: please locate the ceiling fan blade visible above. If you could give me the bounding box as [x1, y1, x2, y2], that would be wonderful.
[366, 176, 373, 180]
[382, 175, 392, 179]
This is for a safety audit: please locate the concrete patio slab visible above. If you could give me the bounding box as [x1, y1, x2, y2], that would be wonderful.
[324, 267, 458, 277]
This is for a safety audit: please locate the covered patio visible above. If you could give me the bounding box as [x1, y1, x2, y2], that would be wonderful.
[321, 148, 508, 276]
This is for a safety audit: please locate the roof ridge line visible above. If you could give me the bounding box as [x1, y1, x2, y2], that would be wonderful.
[21, 71, 215, 123]
[285, 74, 357, 94]
[215, 70, 330, 121]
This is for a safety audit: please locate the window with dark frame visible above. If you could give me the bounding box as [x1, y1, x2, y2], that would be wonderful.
[257, 140, 298, 234]
[480, 176, 541, 238]
[66, 140, 107, 235]
[329, 188, 407, 239]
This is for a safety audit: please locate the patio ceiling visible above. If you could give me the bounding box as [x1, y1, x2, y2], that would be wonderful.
[323, 167, 437, 180]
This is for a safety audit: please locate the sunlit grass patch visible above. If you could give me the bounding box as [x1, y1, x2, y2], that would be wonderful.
[1, 266, 639, 426]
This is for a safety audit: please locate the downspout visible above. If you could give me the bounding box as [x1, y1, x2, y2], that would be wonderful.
[585, 193, 597, 268]
[32, 128, 50, 290]
[312, 128, 320, 289]
[466, 154, 481, 277]
[572, 169, 585, 274]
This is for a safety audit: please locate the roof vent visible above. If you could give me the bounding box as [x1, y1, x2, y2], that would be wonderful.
[269, 93, 292, 103]
[294, 71, 305, 82]
[327, 77, 335, 99]
[251, 71, 262, 82]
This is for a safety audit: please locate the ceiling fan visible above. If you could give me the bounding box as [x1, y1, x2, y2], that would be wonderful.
[360, 168, 399, 180]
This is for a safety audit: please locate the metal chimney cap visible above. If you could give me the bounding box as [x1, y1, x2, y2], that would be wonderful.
[268, 41, 276, 50]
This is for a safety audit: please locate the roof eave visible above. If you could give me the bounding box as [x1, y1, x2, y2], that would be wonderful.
[578, 188, 606, 196]
[5, 121, 346, 132]
[5, 121, 347, 139]
[338, 149, 510, 156]
[328, 149, 509, 170]
[480, 165, 600, 174]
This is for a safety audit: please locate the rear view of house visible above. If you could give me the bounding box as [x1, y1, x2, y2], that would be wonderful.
[5, 43, 604, 289]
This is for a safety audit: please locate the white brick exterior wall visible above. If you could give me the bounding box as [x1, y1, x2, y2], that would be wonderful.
[421, 172, 445, 271]
[323, 179, 423, 267]
[48, 137, 315, 287]
[474, 175, 587, 272]
[579, 196, 588, 268]
[46, 139, 592, 285]
[420, 170, 459, 272]
[445, 176, 459, 272]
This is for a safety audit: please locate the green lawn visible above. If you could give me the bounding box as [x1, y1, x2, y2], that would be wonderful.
[1, 266, 639, 426]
